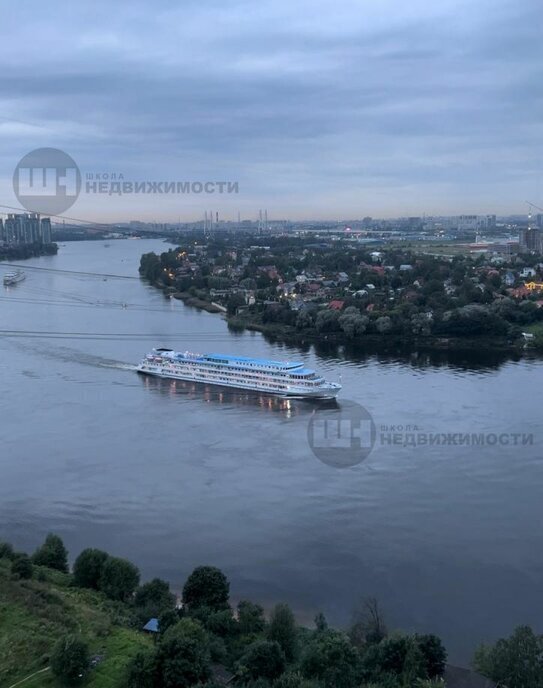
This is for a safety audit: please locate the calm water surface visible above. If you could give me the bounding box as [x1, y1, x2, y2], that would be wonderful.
[1, 239, 542, 662]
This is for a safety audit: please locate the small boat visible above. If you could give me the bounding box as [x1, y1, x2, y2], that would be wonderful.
[3, 270, 25, 286]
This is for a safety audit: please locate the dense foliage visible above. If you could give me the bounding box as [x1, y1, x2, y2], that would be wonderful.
[139, 237, 543, 348]
[0, 536, 534, 688]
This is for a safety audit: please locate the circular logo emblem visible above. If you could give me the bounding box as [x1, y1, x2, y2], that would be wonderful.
[307, 400, 376, 468]
[13, 147, 81, 215]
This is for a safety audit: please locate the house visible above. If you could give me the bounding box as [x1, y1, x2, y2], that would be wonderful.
[525, 281, 543, 292]
[328, 299, 345, 311]
[443, 665, 496, 687]
[142, 618, 159, 634]
[211, 664, 235, 686]
[520, 267, 536, 278]
[503, 271, 515, 286]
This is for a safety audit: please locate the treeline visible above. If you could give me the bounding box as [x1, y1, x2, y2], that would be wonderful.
[0, 242, 58, 261]
[4, 535, 543, 688]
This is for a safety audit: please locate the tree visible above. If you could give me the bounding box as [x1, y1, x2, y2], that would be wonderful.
[416, 634, 447, 678]
[268, 604, 298, 663]
[239, 640, 286, 681]
[315, 309, 340, 333]
[155, 619, 211, 688]
[238, 600, 266, 635]
[73, 548, 109, 589]
[135, 578, 176, 617]
[273, 672, 320, 687]
[314, 612, 328, 632]
[11, 554, 33, 579]
[474, 625, 543, 688]
[301, 630, 359, 688]
[124, 650, 156, 688]
[375, 316, 393, 334]
[51, 635, 90, 685]
[295, 309, 314, 330]
[339, 307, 369, 338]
[0, 541, 14, 560]
[99, 556, 140, 601]
[32, 533, 68, 572]
[182, 566, 230, 611]
[349, 598, 387, 648]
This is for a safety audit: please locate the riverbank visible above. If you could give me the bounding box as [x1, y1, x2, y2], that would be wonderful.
[171, 290, 225, 314]
[0, 243, 58, 262]
[149, 281, 531, 355]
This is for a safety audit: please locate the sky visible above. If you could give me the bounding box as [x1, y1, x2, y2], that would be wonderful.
[1, 0, 542, 222]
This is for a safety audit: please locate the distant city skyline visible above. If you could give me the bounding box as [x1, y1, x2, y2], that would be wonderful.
[1, 0, 542, 221]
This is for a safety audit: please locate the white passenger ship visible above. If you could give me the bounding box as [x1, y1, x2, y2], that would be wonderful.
[3, 270, 25, 286]
[137, 349, 341, 399]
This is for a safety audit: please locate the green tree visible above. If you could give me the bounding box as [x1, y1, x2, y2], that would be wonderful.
[268, 604, 298, 663]
[349, 598, 387, 648]
[239, 640, 286, 681]
[273, 672, 321, 687]
[32, 533, 68, 572]
[135, 578, 176, 617]
[11, 554, 33, 579]
[182, 566, 230, 611]
[99, 555, 140, 601]
[0, 541, 14, 560]
[314, 612, 328, 632]
[124, 650, 156, 688]
[51, 635, 90, 685]
[155, 619, 211, 688]
[238, 600, 266, 635]
[73, 548, 109, 589]
[474, 625, 543, 688]
[301, 630, 359, 688]
[415, 634, 447, 678]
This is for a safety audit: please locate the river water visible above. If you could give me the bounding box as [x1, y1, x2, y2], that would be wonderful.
[0, 239, 541, 662]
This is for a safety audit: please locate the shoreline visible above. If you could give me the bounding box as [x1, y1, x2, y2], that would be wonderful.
[151, 281, 533, 356]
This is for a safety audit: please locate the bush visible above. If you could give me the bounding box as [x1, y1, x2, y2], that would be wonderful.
[32, 533, 68, 573]
[51, 635, 90, 685]
[73, 548, 109, 589]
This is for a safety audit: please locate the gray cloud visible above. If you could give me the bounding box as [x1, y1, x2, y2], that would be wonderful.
[0, 0, 542, 220]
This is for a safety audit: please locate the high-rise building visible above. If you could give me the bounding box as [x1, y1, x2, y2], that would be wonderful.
[2, 213, 53, 245]
[40, 217, 52, 243]
[519, 227, 543, 253]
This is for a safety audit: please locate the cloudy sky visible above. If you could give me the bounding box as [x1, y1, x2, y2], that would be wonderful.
[1, 0, 542, 222]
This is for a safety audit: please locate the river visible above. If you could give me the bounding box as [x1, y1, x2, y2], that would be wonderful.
[1, 239, 542, 663]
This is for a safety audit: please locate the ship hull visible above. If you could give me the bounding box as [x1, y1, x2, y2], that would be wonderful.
[136, 365, 340, 399]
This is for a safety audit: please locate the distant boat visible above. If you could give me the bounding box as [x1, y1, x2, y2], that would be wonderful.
[103, 243, 111, 247]
[3, 270, 25, 286]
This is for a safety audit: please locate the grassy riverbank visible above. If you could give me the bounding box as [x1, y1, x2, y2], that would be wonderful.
[0, 558, 150, 688]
